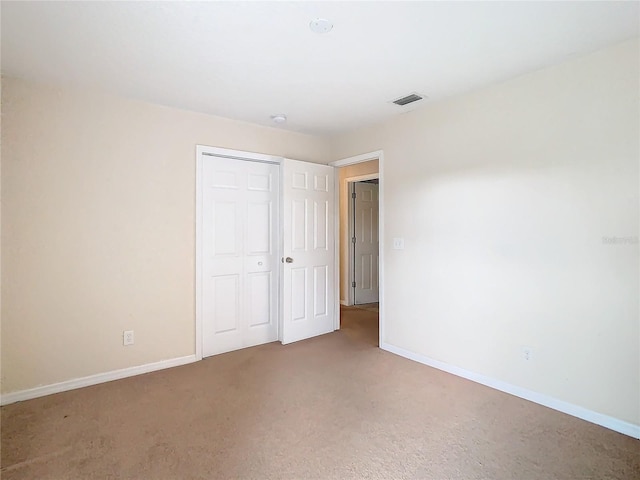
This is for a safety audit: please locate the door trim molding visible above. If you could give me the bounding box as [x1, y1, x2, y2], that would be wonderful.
[330, 151, 384, 340]
[196, 145, 283, 360]
[330, 151, 383, 168]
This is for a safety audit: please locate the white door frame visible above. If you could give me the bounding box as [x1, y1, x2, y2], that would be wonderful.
[329, 150, 385, 343]
[196, 145, 283, 361]
[346, 174, 379, 306]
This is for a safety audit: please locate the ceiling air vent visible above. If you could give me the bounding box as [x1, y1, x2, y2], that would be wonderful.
[392, 93, 423, 106]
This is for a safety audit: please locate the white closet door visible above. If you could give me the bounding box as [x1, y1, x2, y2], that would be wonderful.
[281, 158, 336, 344]
[354, 181, 379, 304]
[202, 157, 279, 357]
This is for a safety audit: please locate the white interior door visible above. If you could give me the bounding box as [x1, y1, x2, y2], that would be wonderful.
[281, 159, 336, 344]
[202, 156, 279, 357]
[354, 181, 379, 304]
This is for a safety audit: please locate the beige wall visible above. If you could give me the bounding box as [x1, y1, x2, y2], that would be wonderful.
[1, 76, 329, 393]
[331, 39, 640, 425]
[337, 160, 379, 303]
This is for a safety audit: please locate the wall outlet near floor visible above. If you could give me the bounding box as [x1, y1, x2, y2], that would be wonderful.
[522, 346, 533, 361]
[123, 330, 134, 346]
[392, 237, 405, 250]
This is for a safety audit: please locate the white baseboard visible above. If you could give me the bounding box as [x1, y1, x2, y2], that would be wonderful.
[1, 354, 197, 406]
[380, 342, 640, 439]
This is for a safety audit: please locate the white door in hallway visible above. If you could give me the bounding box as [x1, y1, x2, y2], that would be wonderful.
[354, 181, 379, 304]
[202, 157, 279, 357]
[281, 159, 336, 344]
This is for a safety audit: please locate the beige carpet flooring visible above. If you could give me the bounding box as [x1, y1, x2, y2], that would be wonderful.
[2, 306, 639, 479]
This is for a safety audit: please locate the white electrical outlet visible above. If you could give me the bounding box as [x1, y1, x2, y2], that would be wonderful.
[123, 330, 134, 346]
[393, 238, 405, 250]
[522, 346, 533, 361]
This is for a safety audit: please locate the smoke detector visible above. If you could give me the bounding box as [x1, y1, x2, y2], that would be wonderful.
[310, 18, 333, 34]
[270, 114, 287, 124]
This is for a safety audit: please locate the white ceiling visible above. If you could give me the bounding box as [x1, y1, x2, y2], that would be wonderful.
[2, 1, 638, 136]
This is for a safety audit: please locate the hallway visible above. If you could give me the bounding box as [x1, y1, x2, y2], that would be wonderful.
[340, 304, 379, 347]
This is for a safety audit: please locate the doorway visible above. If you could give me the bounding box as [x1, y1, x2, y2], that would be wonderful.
[330, 152, 383, 346]
[336, 162, 379, 307]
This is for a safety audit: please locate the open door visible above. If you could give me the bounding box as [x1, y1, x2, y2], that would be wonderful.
[281, 158, 336, 344]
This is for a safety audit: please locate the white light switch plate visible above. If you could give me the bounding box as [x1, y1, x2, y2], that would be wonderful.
[393, 238, 405, 250]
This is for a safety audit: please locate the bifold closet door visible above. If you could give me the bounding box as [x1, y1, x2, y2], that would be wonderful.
[202, 157, 279, 357]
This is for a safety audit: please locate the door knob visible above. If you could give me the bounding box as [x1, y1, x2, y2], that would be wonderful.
[284, 257, 293, 263]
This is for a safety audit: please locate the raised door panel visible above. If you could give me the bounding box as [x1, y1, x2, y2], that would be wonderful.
[313, 265, 328, 317]
[313, 200, 329, 250]
[292, 199, 308, 252]
[213, 201, 241, 256]
[247, 201, 272, 255]
[203, 273, 244, 356]
[247, 272, 271, 327]
[291, 267, 307, 322]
